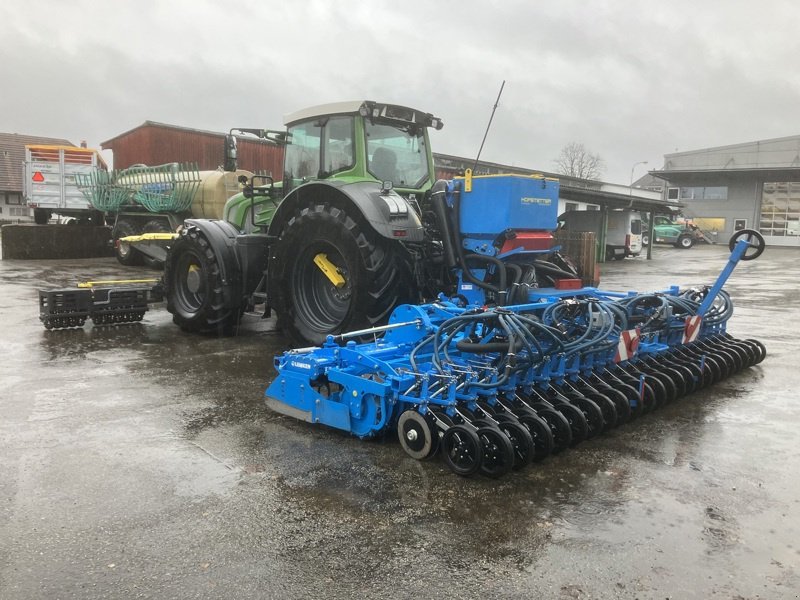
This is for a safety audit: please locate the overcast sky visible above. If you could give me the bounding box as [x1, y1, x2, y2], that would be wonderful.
[2, 0, 799, 183]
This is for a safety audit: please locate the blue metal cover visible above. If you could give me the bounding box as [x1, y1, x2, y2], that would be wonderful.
[457, 174, 559, 235]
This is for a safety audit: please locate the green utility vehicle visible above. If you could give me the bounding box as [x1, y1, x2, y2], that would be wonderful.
[646, 215, 709, 249]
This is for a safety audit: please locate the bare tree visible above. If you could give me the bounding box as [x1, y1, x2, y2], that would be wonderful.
[553, 142, 606, 180]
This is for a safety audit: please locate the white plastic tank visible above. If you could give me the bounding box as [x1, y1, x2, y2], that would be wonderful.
[191, 169, 252, 219]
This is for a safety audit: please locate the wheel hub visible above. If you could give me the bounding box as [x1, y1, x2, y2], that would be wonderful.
[186, 265, 201, 294]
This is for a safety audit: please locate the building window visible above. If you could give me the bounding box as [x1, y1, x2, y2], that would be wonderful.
[6, 193, 22, 205]
[564, 202, 578, 212]
[761, 182, 800, 237]
[679, 186, 728, 201]
[586, 204, 599, 210]
[667, 187, 679, 201]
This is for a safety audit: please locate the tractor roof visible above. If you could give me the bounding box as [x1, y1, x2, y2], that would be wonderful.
[284, 101, 443, 131]
[284, 101, 366, 126]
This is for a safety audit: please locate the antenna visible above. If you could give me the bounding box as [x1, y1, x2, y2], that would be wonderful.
[472, 80, 506, 174]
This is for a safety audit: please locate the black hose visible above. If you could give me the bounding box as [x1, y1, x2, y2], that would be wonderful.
[429, 180, 457, 268]
[448, 186, 508, 305]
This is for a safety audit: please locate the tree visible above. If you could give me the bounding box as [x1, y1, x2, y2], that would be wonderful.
[553, 142, 606, 180]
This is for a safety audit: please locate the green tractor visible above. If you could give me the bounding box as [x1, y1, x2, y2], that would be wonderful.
[648, 215, 706, 249]
[164, 101, 445, 344]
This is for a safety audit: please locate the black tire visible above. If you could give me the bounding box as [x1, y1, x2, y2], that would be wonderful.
[477, 426, 515, 479]
[676, 234, 694, 249]
[113, 220, 145, 266]
[33, 208, 51, 225]
[516, 413, 555, 462]
[270, 203, 413, 346]
[141, 219, 171, 269]
[494, 420, 535, 470]
[642, 233, 650, 247]
[441, 425, 482, 477]
[554, 402, 589, 447]
[165, 228, 242, 335]
[531, 407, 572, 453]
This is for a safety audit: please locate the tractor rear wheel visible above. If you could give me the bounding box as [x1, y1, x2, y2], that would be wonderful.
[270, 203, 413, 345]
[165, 228, 242, 335]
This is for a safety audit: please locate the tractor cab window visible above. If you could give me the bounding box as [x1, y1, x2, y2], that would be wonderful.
[322, 117, 354, 175]
[285, 121, 321, 181]
[285, 117, 355, 183]
[365, 121, 429, 188]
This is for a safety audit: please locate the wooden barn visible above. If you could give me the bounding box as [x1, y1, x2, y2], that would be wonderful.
[101, 121, 284, 176]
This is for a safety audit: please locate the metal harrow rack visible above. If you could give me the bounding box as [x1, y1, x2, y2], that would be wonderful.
[39, 279, 163, 329]
[265, 230, 767, 478]
[75, 162, 202, 213]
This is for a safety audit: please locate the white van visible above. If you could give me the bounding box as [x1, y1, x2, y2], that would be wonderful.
[558, 209, 643, 260]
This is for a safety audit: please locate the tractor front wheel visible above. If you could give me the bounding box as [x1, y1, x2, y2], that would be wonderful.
[165, 228, 242, 334]
[270, 203, 413, 346]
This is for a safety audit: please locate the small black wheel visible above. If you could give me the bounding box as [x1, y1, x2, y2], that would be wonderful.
[534, 407, 572, 453]
[676, 234, 694, 249]
[554, 402, 589, 446]
[441, 425, 482, 477]
[397, 410, 437, 460]
[570, 396, 604, 439]
[584, 392, 618, 430]
[516, 412, 555, 462]
[728, 229, 765, 261]
[113, 220, 145, 266]
[494, 420, 535, 470]
[477, 426, 515, 479]
[743, 338, 767, 364]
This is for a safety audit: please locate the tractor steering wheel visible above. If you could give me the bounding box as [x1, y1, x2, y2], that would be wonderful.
[728, 229, 765, 261]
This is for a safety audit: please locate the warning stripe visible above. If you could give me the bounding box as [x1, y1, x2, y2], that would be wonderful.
[683, 315, 702, 344]
[614, 327, 641, 363]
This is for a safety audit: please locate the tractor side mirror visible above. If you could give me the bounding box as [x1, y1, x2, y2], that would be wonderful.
[224, 134, 238, 172]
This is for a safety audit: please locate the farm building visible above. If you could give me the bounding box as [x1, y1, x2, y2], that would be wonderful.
[101, 121, 283, 176]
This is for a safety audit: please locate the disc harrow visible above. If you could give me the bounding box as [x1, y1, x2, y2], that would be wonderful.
[265, 231, 768, 478]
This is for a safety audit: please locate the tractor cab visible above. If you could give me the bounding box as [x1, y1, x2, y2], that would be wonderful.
[282, 100, 443, 197]
[222, 101, 443, 233]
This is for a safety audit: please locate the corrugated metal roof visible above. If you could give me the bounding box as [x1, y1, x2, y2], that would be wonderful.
[663, 135, 800, 172]
[0, 132, 75, 192]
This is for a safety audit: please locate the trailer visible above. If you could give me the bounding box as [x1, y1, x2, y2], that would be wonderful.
[24, 145, 105, 225]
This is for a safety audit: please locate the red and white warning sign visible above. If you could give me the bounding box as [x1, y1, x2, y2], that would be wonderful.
[683, 315, 702, 343]
[614, 327, 641, 363]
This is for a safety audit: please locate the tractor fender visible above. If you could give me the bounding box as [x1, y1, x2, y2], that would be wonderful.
[180, 218, 242, 306]
[267, 180, 424, 242]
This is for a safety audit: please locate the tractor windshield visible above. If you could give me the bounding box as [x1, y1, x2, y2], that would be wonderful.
[365, 121, 429, 188]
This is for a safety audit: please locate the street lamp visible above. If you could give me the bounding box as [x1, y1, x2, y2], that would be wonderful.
[629, 160, 649, 192]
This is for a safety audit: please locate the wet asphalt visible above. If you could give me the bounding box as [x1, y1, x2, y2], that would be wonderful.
[1, 243, 799, 599]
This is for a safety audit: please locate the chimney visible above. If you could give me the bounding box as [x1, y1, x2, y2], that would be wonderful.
[80, 140, 87, 148]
